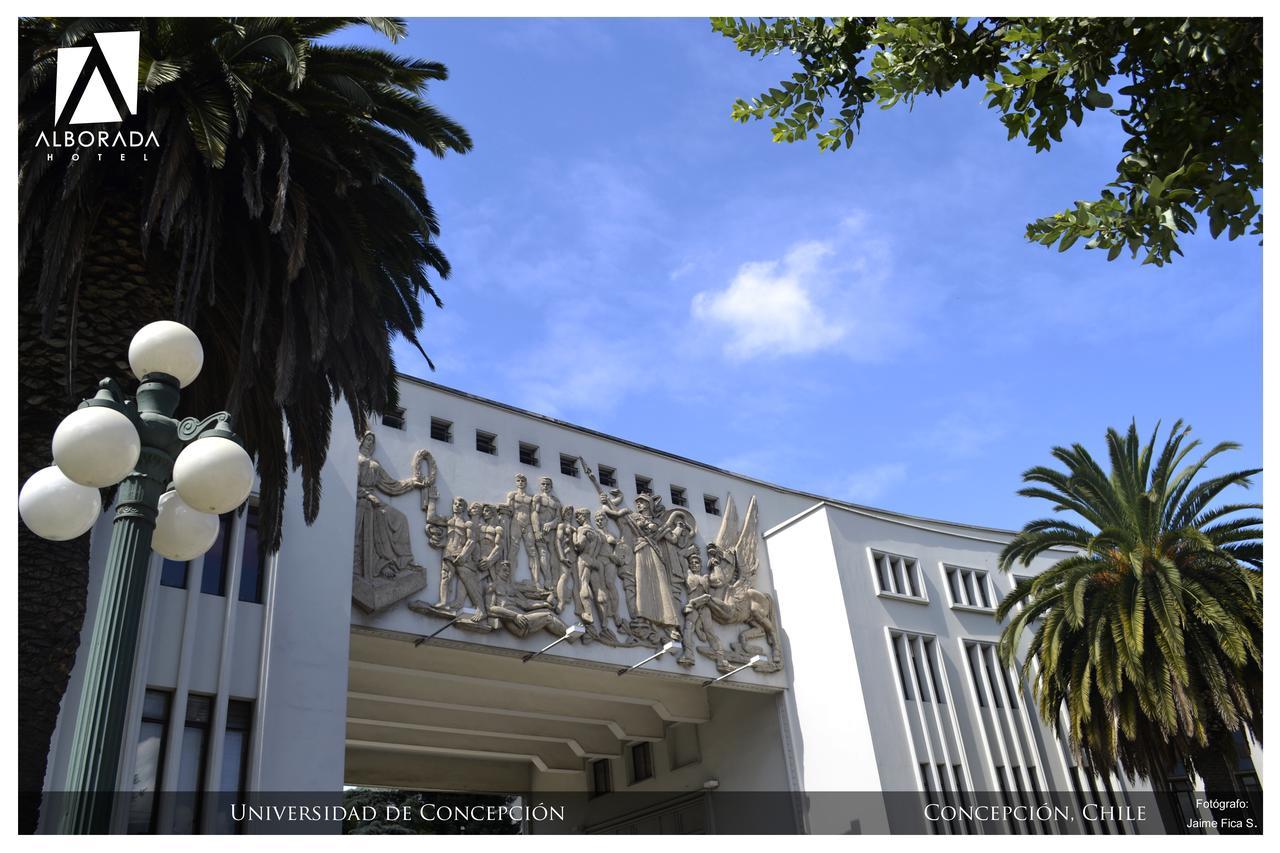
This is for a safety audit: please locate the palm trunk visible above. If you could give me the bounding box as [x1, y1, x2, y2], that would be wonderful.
[18, 196, 173, 833]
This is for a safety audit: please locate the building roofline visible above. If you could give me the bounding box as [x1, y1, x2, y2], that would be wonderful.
[396, 372, 1031, 540]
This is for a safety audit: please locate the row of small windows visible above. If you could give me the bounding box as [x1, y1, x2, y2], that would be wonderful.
[589, 723, 701, 799]
[128, 689, 254, 834]
[391, 411, 724, 516]
[159, 502, 263, 604]
[870, 550, 999, 611]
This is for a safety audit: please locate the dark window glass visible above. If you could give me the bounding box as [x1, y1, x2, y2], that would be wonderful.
[201, 514, 233, 597]
[947, 568, 962, 603]
[635, 476, 652, 495]
[631, 742, 653, 783]
[966, 644, 987, 707]
[430, 418, 452, 443]
[382, 407, 405, 430]
[908, 638, 930, 702]
[238, 504, 263, 604]
[128, 689, 171, 834]
[212, 700, 254, 834]
[160, 559, 189, 590]
[560, 455, 579, 477]
[598, 465, 617, 488]
[589, 759, 612, 797]
[891, 634, 913, 699]
[976, 572, 992, 607]
[905, 559, 921, 597]
[703, 495, 719, 515]
[475, 431, 497, 455]
[669, 487, 687, 507]
[519, 443, 539, 467]
[924, 639, 946, 704]
[174, 694, 212, 833]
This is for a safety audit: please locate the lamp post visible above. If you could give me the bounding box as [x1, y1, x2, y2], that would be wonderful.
[18, 321, 254, 834]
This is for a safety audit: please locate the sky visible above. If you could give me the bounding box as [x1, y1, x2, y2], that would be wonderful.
[348, 18, 1262, 530]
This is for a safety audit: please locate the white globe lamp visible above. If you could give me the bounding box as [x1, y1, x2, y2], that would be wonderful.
[51, 406, 141, 487]
[128, 320, 204, 388]
[151, 491, 220, 561]
[18, 466, 102, 541]
[172, 436, 254, 514]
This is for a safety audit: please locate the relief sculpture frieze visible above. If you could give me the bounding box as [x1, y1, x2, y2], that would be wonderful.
[352, 433, 784, 673]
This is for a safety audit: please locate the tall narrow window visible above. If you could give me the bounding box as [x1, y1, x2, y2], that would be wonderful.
[173, 694, 212, 833]
[669, 486, 687, 507]
[430, 417, 453, 443]
[238, 503, 263, 604]
[598, 465, 617, 488]
[212, 700, 254, 833]
[127, 689, 171, 834]
[924, 638, 946, 704]
[160, 558, 188, 590]
[589, 758, 612, 798]
[475, 430, 497, 455]
[519, 442, 539, 467]
[560, 454, 579, 477]
[201, 514, 233, 597]
[890, 634, 913, 700]
[630, 742, 654, 783]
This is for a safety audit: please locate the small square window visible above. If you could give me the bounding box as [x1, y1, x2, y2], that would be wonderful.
[430, 418, 452, 443]
[703, 495, 720, 515]
[589, 758, 612, 798]
[630, 742, 654, 784]
[560, 455, 580, 477]
[475, 430, 497, 455]
[598, 465, 617, 488]
[519, 442, 540, 467]
[635, 475, 652, 496]
[160, 558, 188, 590]
[669, 486, 687, 507]
[382, 407, 405, 430]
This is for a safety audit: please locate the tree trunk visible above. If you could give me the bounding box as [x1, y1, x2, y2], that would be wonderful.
[18, 196, 173, 833]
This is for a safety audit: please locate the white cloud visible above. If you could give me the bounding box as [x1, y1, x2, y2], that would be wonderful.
[690, 218, 924, 362]
[844, 463, 908, 503]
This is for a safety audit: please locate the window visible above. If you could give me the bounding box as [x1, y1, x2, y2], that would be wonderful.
[945, 565, 993, 610]
[703, 495, 720, 515]
[598, 465, 617, 488]
[589, 758, 612, 797]
[212, 700, 254, 833]
[630, 742, 654, 784]
[382, 407, 405, 430]
[519, 442, 539, 467]
[560, 454, 579, 477]
[891, 632, 945, 703]
[173, 694, 212, 833]
[238, 503, 263, 604]
[965, 641, 1020, 710]
[669, 486, 687, 507]
[430, 417, 452, 443]
[475, 430, 497, 455]
[201, 514, 234, 597]
[160, 558, 188, 590]
[128, 689, 171, 834]
[635, 475, 652, 496]
[871, 550, 926, 601]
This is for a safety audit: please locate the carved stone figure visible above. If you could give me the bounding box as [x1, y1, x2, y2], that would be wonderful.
[583, 463, 637, 625]
[678, 551, 724, 667]
[484, 559, 575, 640]
[625, 493, 681, 645]
[594, 509, 627, 634]
[553, 505, 577, 614]
[570, 508, 618, 642]
[689, 496, 783, 672]
[352, 432, 427, 613]
[504, 474, 542, 587]
[416, 497, 488, 622]
[532, 477, 566, 607]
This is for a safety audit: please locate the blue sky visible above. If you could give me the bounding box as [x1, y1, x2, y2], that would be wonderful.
[357, 18, 1262, 530]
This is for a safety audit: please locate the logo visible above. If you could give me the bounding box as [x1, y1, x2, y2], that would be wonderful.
[54, 30, 139, 125]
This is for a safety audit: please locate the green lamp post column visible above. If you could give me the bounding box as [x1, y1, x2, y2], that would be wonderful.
[18, 322, 255, 834]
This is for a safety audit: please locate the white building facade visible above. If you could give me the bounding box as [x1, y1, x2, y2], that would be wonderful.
[39, 377, 1261, 834]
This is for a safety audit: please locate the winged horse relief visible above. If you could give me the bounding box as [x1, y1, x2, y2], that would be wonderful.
[682, 495, 784, 673]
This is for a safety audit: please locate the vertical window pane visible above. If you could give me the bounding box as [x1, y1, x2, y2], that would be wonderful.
[127, 690, 170, 834]
[173, 695, 212, 833]
[160, 559, 188, 590]
[891, 634, 913, 699]
[905, 560, 921, 597]
[977, 573, 991, 608]
[238, 505, 262, 604]
[201, 515, 233, 597]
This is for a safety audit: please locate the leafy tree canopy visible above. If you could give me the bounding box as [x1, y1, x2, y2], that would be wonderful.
[712, 17, 1262, 266]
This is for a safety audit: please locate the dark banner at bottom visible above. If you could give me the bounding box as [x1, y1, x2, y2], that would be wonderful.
[27, 788, 1262, 835]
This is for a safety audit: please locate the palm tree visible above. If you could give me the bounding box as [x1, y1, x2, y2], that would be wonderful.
[996, 421, 1262, 802]
[18, 17, 470, 831]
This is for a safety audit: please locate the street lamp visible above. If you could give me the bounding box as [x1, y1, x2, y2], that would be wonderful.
[17, 320, 254, 834]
